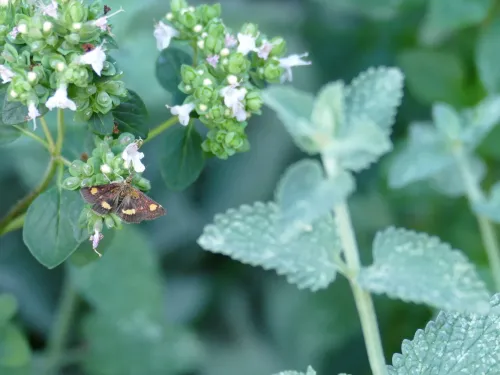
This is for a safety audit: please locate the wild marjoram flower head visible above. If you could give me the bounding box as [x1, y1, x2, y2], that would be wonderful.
[0, 0, 128, 128]
[154, 0, 311, 159]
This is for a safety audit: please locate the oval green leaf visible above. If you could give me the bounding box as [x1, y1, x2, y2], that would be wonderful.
[0, 125, 21, 146]
[0, 295, 17, 326]
[23, 188, 86, 269]
[88, 112, 114, 135]
[156, 46, 192, 105]
[112, 90, 149, 139]
[160, 125, 205, 191]
[0, 324, 31, 368]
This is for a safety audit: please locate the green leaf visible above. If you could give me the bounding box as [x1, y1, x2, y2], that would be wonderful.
[389, 122, 453, 188]
[71, 228, 164, 320]
[398, 49, 464, 106]
[0, 124, 21, 146]
[323, 116, 392, 172]
[477, 18, 500, 94]
[420, 0, 492, 44]
[23, 188, 86, 269]
[311, 82, 344, 137]
[197, 202, 340, 291]
[0, 324, 31, 368]
[88, 112, 114, 135]
[461, 96, 500, 148]
[0, 295, 17, 326]
[388, 294, 500, 375]
[82, 314, 202, 375]
[359, 227, 490, 313]
[112, 89, 149, 139]
[275, 159, 354, 237]
[160, 125, 204, 191]
[156, 46, 192, 105]
[474, 181, 500, 222]
[262, 86, 318, 154]
[274, 366, 316, 375]
[432, 102, 462, 140]
[429, 155, 485, 197]
[344, 66, 404, 133]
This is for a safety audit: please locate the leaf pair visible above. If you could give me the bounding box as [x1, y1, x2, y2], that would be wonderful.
[198, 158, 353, 292]
[389, 98, 500, 196]
[263, 67, 404, 172]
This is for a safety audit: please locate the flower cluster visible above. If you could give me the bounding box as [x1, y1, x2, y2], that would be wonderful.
[0, 0, 127, 129]
[62, 133, 151, 254]
[154, 0, 311, 159]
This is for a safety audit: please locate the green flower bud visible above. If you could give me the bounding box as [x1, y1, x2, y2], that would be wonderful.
[101, 81, 126, 96]
[104, 215, 116, 229]
[94, 91, 113, 113]
[178, 10, 197, 29]
[94, 173, 109, 185]
[181, 65, 198, 84]
[194, 85, 216, 104]
[30, 40, 46, 53]
[270, 37, 286, 57]
[204, 35, 223, 55]
[136, 177, 151, 191]
[208, 104, 225, 123]
[110, 213, 122, 229]
[69, 160, 86, 176]
[199, 4, 221, 23]
[65, 33, 80, 45]
[227, 53, 249, 75]
[45, 34, 59, 47]
[79, 206, 92, 227]
[92, 217, 104, 233]
[75, 108, 93, 122]
[245, 90, 263, 112]
[207, 139, 228, 159]
[264, 61, 283, 83]
[118, 132, 135, 146]
[206, 21, 225, 38]
[178, 82, 193, 94]
[62, 176, 81, 190]
[2, 43, 18, 63]
[104, 152, 115, 165]
[82, 162, 94, 177]
[101, 61, 117, 76]
[240, 23, 258, 37]
[67, 0, 87, 23]
[81, 176, 96, 187]
[170, 0, 188, 13]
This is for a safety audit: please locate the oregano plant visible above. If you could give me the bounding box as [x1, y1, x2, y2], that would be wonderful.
[1, 0, 500, 374]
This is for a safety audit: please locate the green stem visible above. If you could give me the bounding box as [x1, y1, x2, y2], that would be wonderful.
[13, 125, 50, 150]
[0, 160, 57, 235]
[56, 109, 65, 154]
[323, 156, 387, 375]
[192, 41, 199, 66]
[455, 148, 500, 291]
[0, 213, 26, 236]
[44, 277, 79, 375]
[143, 116, 178, 144]
[40, 116, 55, 152]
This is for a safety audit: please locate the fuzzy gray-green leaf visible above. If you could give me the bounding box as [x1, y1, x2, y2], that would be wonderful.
[359, 227, 490, 313]
[344, 67, 404, 134]
[275, 159, 354, 237]
[197, 202, 339, 291]
[388, 294, 500, 375]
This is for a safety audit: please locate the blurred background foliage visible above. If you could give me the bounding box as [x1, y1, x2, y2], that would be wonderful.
[1, 0, 499, 374]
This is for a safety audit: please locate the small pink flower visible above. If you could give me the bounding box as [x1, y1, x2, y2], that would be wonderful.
[206, 55, 219, 68]
[224, 34, 237, 48]
[279, 53, 312, 82]
[257, 40, 274, 60]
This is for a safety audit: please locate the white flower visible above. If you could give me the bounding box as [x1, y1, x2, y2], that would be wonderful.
[0, 64, 14, 83]
[168, 103, 195, 126]
[224, 34, 237, 48]
[0, 0, 10, 6]
[220, 85, 247, 122]
[154, 21, 179, 51]
[41, 0, 58, 19]
[257, 40, 274, 60]
[93, 7, 124, 31]
[122, 142, 146, 173]
[9, 26, 19, 38]
[28, 102, 40, 130]
[237, 33, 257, 55]
[206, 55, 219, 68]
[100, 164, 112, 174]
[46, 85, 77, 111]
[89, 229, 103, 256]
[78, 45, 106, 76]
[279, 53, 311, 82]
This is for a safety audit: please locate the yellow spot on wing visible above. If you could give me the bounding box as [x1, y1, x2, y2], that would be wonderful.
[101, 201, 112, 209]
[91, 187, 98, 195]
[122, 208, 136, 215]
[149, 204, 158, 211]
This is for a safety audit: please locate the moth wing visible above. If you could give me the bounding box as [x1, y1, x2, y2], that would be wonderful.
[116, 190, 166, 224]
[81, 183, 121, 204]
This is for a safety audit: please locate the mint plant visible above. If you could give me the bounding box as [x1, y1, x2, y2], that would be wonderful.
[1, 0, 500, 374]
